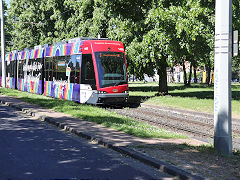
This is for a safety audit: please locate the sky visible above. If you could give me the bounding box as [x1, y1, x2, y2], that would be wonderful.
[5, 0, 10, 7]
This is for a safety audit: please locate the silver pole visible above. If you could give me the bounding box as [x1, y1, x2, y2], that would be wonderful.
[0, 0, 6, 88]
[214, 0, 232, 155]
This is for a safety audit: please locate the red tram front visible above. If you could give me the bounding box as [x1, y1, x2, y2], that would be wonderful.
[81, 40, 129, 104]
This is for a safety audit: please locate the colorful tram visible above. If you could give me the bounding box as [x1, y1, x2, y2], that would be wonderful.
[1, 38, 129, 105]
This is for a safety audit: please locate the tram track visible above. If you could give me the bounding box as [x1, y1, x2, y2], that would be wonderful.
[127, 111, 213, 138]
[110, 107, 214, 138]
[107, 103, 240, 148]
[142, 104, 240, 130]
[139, 104, 240, 135]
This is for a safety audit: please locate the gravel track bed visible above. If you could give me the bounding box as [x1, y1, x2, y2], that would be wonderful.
[141, 104, 240, 130]
[140, 105, 240, 135]
[141, 104, 215, 125]
[106, 104, 240, 179]
[108, 104, 240, 149]
[110, 107, 214, 138]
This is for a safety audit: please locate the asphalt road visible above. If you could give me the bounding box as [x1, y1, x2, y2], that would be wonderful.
[0, 103, 172, 179]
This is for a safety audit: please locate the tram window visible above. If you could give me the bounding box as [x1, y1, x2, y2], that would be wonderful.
[53, 57, 57, 81]
[18, 60, 23, 78]
[11, 62, 13, 77]
[38, 58, 43, 80]
[12, 61, 16, 78]
[68, 57, 75, 83]
[81, 54, 96, 86]
[44, 58, 47, 81]
[44, 57, 53, 81]
[31, 58, 42, 79]
[67, 55, 81, 84]
[6, 61, 11, 77]
[44, 57, 49, 81]
[50, 57, 54, 81]
[67, 55, 80, 84]
[14, 62, 16, 77]
[55, 56, 67, 81]
[75, 55, 81, 84]
[32, 59, 37, 77]
[6, 60, 15, 78]
[11, 62, 14, 77]
[21, 60, 24, 78]
[49, 57, 53, 81]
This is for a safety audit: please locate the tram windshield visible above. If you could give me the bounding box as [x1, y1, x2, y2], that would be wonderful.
[95, 52, 127, 88]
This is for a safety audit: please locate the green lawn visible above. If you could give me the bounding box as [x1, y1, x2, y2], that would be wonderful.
[0, 87, 186, 139]
[129, 82, 240, 117]
[2, 82, 238, 138]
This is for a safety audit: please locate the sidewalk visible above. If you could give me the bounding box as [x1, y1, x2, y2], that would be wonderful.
[0, 95, 205, 180]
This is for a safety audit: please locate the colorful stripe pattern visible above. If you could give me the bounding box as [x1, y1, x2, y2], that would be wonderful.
[6, 41, 83, 102]
[18, 78, 42, 94]
[17, 48, 44, 60]
[6, 77, 15, 89]
[44, 81, 52, 97]
[5, 52, 17, 61]
[18, 78, 24, 91]
[44, 81, 80, 102]
[5, 52, 17, 89]
[45, 42, 82, 57]
[12, 41, 82, 60]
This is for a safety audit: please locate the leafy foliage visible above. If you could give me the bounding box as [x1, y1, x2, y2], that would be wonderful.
[4, 0, 240, 92]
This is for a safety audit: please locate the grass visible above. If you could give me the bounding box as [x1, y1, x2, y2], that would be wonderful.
[133, 142, 240, 179]
[0, 87, 187, 139]
[129, 82, 240, 117]
[136, 143, 217, 154]
[135, 142, 240, 163]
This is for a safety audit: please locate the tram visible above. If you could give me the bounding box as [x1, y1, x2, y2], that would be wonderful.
[0, 38, 129, 105]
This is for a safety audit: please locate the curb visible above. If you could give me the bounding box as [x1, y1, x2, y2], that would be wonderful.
[0, 99, 204, 180]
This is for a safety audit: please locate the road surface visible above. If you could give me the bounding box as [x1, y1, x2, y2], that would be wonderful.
[0, 103, 172, 179]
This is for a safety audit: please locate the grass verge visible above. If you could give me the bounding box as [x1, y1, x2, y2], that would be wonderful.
[133, 143, 240, 179]
[129, 82, 240, 117]
[0, 88, 187, 139]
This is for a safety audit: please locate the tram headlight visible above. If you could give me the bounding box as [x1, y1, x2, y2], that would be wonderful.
[123, 91, 129, 94]
[98, 91, 107, 94]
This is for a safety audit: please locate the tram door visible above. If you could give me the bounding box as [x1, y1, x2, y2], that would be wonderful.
[6, 59, 17, 89]
[80, 54, 96, 103]
[68, 54, 82, 102]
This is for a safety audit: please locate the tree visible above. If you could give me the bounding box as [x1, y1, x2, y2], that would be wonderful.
[8, 0, 58, 49]
[0, 0, 12, 52]
[125, 0, 215, 93]
[165, 0, 214, 85]
[8, 0, 236, 90]
[232, 0, 240, 81]
[64, 0, 112, 39]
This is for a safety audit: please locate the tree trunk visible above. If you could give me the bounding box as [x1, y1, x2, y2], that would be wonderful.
[182, 60, 187, 85]
[206, 62, 211, 85]
[158, 68, 168, 95]
[171, 66, 174, 83]
[132, 68, 135, 82]
[157, 56, 168, 95]
[187, 62, 192, 86]
[193, 65, 197, 83]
